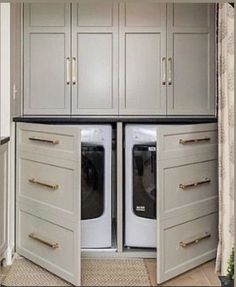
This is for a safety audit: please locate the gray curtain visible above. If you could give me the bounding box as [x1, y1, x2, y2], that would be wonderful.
[216, 3, 234, 275]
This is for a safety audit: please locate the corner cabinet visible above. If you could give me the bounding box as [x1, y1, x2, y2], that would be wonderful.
[23, 2, 216, 117]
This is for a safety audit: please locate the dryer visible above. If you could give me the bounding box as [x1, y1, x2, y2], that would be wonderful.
[125, 125, 157, 248]
[80, 125, 112, 249]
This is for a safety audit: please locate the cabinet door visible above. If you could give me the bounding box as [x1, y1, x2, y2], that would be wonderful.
[156, 124, 218, 284]
[72, 2, 118, 115]
[24, 4, 71, 115]
[0, 143, 8, 260]
[167, 4, 216, 116]
[119, 3, 166, 115]
[16, 124, 81, 286]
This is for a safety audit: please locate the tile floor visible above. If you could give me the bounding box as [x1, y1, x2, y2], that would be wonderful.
[1, 259, 220, 286]
[144, 259, 221, 286]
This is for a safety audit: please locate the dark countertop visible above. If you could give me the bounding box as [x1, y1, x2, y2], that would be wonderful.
[0, 137, 10, 145]
[13, 116, 218, 125]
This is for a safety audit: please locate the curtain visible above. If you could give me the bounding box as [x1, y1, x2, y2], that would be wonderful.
[216, 3, 234, 275]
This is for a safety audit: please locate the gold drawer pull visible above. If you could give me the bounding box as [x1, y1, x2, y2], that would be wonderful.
[28, 137, 59, 145]
[179, 137, 211, 145]
[29, 233, 59, 249]
[179, 178, 211, 190]
[180, 232, 211, 248]
[29, 178, 59, 190]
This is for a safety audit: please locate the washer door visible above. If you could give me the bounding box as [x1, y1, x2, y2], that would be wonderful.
[133, 144, 156, 219]
[81, 144, 105, 220]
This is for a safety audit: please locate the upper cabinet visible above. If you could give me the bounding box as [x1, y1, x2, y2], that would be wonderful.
[166, 4, 216, 116]
[71, 3, 118, 115]
[119, 3, 167, 115]
[24, 4, 71, 115]
[23, 2, 216, 117]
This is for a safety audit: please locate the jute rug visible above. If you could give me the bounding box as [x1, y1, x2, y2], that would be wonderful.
[2, 257, 151, 286]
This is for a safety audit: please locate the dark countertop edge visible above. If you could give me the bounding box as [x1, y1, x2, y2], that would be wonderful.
[0, 137, 10, 145]
[13, 116, 218, 125]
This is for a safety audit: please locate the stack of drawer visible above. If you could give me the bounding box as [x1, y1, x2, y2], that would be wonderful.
[156, 123, 218, 283]
[16, 123, 81, 286]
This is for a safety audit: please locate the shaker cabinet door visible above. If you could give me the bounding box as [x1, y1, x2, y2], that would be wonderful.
[166, 4, 216, 116]
[72, 3, 119, 115]
[16, 124, 82, 286]
[23, 4, 71, 115]
[156, 123, 218, 284]
[119, 3, 167, 115]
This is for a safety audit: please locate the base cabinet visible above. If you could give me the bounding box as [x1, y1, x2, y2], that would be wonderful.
[0, 143, 9, 262]
[15, 122, 218, 285]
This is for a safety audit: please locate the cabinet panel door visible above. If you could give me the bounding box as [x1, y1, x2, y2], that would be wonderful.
[72, 3, 118, 115]
[0, 144, 8, 259]
[16, 124, 81, 286]
[24, 4, 71, 115]
[119, 3, 166, 115]
[167, 4, 216, 116]
[156, 124, 218, 284]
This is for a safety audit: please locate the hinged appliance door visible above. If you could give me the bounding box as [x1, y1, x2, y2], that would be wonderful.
[156, 123, 218, 284]
[16, 123, 81, 285]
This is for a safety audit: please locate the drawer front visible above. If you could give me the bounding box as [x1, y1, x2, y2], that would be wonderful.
[17, 209, 79, 283]
[160, 157, 218, 218]
[17, 123, 79, 160]
[18, 152, 76, 215]
[162, 213, 218, 279]
[157, 123, 217, 160]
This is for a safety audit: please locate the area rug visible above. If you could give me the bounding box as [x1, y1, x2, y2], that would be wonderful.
[2, 257, 151, 286]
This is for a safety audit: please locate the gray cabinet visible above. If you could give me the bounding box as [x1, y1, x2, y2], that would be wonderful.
[23, 3, 216, 116]
[72, 3, 118, 115]
[0, 143, 8, 262]
[167, 4, 216, 115]
[24, 4, 71, 115]
[119, 3, 167, 115]
[24, 2, 118, 116]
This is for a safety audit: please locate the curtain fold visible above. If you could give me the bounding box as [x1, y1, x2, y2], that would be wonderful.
[216, 3, 234, 275]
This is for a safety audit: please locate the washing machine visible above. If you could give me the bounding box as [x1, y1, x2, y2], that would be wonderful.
[80, 125, 112, 249]
[125, 125, 157, 248]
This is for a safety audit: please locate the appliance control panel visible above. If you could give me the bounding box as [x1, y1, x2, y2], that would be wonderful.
[132, 127, 156, 143]
[81, 128, 105, 143]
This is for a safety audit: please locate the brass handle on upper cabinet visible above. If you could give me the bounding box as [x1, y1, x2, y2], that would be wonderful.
[66, 57, 70, 85]
[168, 57, 172, 85]
[29, 178, 59, 190]
[72, 57, 77, 85]
[29, 233, 59, 249]
[162, 57, 166, 85]
[180, 232, 211, 248]
[179, 178, 211, 190]
[28, 137, 59, 145]
[179, 137, 211, 145]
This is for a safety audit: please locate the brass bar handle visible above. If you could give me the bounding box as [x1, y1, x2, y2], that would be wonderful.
[180, 232, 211, 248]
[162, 57, 166, 85]
[29, 233, 59, 250]
[66, 57, 70, 85]
[29, 178, 59, 190]
[28, 137, 59, 145]
[179, 178, 211, 190]
[72, 57, 77, 85]
[179, 137, 211, 145]
[168, 57, 172, 85]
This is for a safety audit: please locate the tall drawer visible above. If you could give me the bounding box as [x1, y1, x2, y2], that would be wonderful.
[159, 212, 218, 281]
[17, 123, 80, 160]
[158, 154, 218, 218]
[17, 208, 80, 284]
[157, 123, 217, 160]
[17, 151, 78, 217]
